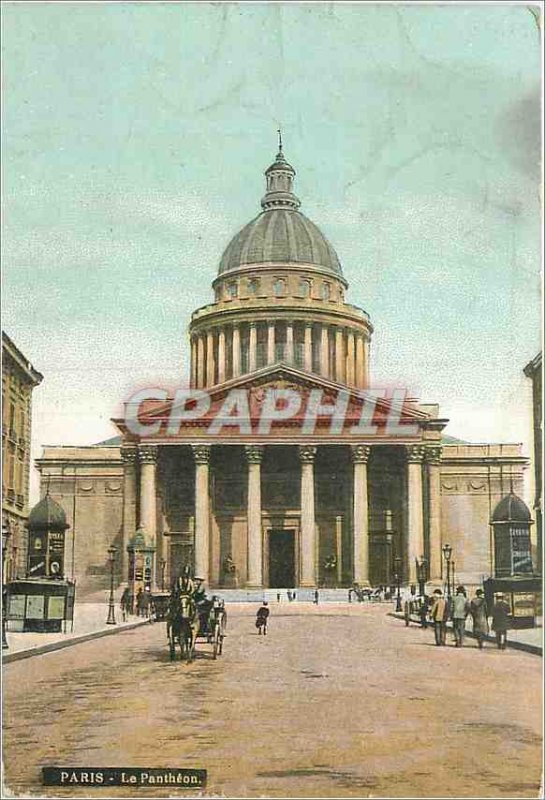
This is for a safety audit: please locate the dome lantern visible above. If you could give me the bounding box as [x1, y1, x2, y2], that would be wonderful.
[261, 130, 300, 211]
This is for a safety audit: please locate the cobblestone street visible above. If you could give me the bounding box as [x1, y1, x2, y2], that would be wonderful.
[3, 603, 542, 798]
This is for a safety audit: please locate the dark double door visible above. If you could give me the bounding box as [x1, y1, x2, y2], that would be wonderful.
[268, 529, 295, 587]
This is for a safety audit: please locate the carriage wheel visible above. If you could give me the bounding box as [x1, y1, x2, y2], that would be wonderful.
[218, 631, 224, 656]
[169, 640, 175, 661]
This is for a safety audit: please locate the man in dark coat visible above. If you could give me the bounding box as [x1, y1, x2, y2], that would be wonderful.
[469, 588, 489, 649]
[491, 593, 511, 650]
[256, 601, 270, 635]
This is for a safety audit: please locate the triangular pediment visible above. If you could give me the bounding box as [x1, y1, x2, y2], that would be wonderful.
[114, 362, 442, 443]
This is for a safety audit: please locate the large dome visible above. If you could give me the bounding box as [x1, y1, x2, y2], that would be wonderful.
[218, 208, 342, 275]
[218, 143, 343, 277]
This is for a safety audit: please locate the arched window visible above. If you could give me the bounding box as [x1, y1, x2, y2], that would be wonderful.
[273, 278, 286, 297]
[298, 279, 311, 298]
[227, 282, 238, 299]
[320, 282, 331, 301]
[247, 278, 260, 296]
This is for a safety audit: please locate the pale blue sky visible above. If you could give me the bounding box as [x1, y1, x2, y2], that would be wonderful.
[2, 2, 542, 498]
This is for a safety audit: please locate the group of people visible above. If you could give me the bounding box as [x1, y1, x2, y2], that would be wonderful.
[404, 584, 511, 649]
[120, 586, 152, 620]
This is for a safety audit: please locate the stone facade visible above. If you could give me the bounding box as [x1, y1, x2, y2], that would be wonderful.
[2, 332, 43, 580]
[35, 146, 530, 595]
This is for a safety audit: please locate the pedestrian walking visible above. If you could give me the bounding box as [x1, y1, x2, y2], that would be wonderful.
[255, 601, 270, 635]
[287, 590, 292, 602]
[403, 584, 418, 627]
[430, 589, 447, 646]
[313, 589, 319, 604]
[452, 585, 470, 647]
[120, 586, 131, 621]
[491, 592, 510, 650]
[469, 588, 489, 649]
[276, 592, 281, 603]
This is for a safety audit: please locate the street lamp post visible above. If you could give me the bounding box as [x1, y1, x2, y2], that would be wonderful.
[106, 546, 117, 625]
[442, 543, 453, 598]
[160, 558, 166, 592]
[394, 556, 402, 612]
[2, 522, 11, 649]
[417, 556, 428, 597]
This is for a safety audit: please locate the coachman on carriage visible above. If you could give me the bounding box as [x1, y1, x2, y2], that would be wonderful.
[166, 569, 227, 662]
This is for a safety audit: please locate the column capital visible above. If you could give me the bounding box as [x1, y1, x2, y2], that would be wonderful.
[192, 444, 211, 464]
[406, 444, 426, 464]
[249, 321, 257, 329]
[120, 445, 138, 465]
[351, 445, 371, 464]
[298, 445, 317, 463]
[424, 445, 443, 465]
[138, 444, 158, 464]
[244, 444, 264, 464]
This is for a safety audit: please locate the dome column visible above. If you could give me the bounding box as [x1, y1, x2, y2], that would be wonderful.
[232, 325, 241, 377]
[355, 334, 365, 389]
[206, 330, 215, 386]
[285, 321, 294, 364]
[218, 329, 226, 383]
[346, 330, 356, 386]
[190, 336, 197, 389]
[267, 322, 275, 365]
[425, 447, 443, 581]
[320, 324, 330, 378]
[196, 335, 205, 389]
[249, 323, 257, 373]
[303, 323, 313, 372]
[335, 327, 345, 383]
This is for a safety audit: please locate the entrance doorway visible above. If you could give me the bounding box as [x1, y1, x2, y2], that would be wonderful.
[268, 529, 295, 587]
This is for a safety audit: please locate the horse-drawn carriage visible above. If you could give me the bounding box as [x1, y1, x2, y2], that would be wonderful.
[166, 592, 226, 662]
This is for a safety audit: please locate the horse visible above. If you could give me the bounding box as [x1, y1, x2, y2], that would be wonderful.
[166, 592, 200, 662]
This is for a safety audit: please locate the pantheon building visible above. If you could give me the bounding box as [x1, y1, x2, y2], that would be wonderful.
[37, 145, 531, 595]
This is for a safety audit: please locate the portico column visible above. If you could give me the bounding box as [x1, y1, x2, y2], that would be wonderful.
[121, 446, 138, 583]
[355, 334, 365, 389]
[245, 445, 263, 587]
[218, 329, 226, 383]
[139, 444, 158, 588]
[192, 445, 211, 584]
[303, 323, 313, 372]
[196, 335, 205, 388]
[406, 445, 425, 584]
[206, 330, 215, 386]
[248, 323, 257, 372]
[346, 330, 356, 386]
[320, 325, 329, 379]
[364, 338, 370, 385]
[285, 321, 294, 364]
[351, 445, 370, 587]
[299, 445, 317, 586]
[425, 446, 443, 581]
[232, 325, 241, 377]
[267, 322, 275, 364]
[335, 327, 345, 383]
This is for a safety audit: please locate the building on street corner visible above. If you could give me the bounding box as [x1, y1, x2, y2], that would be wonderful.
[2, 332, 43, 581]
[36, 146, 531, 596]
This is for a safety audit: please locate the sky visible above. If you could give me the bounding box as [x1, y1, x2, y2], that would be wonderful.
[2, 1, 542, 502]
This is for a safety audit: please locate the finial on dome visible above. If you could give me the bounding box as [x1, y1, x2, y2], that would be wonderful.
[277, 126, 283, 155]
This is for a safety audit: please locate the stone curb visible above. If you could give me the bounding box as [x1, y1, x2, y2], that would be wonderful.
[2, 618, 152, 664]
[388, 612, 543, 656]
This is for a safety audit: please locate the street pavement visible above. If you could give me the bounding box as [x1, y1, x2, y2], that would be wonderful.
[2, 603, 542, 799]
